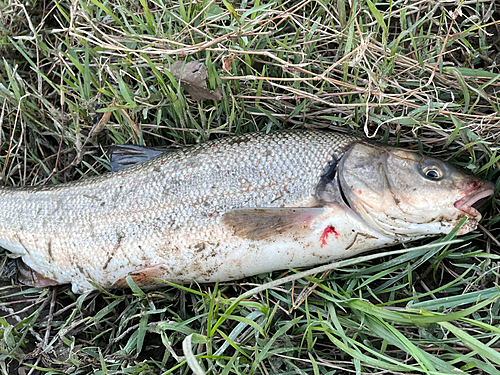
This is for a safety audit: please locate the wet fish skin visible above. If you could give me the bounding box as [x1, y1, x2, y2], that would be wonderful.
[0, 130, 493, 293]
[0, 130, 360, 292]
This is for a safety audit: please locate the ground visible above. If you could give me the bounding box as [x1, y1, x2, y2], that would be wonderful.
[0, 1, 499, 374]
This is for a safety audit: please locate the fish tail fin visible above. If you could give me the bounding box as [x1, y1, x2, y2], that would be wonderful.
[0, 256, 18, 282]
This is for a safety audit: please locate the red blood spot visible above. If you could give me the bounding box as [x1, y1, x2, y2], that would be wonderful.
[320, 226, 339, 248]
[160, 160, 164, 165]
[357, 190, 362, 195]
[209, 213, 213, 218]
[283, 186, 287, 190]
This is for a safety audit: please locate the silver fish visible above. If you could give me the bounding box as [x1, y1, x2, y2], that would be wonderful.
[0, 130, 494, 293]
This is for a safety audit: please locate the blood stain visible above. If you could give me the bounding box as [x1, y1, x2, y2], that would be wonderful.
[320, 225, 339, 248]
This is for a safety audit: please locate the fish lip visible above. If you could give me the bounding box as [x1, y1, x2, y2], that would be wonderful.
[453, 183, 495, 217]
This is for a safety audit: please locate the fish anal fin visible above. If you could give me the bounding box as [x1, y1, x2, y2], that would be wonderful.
[17, 260, 60, 287]
[222, 207, 325, 240]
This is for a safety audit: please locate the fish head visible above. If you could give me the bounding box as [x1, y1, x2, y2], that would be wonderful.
[338, 142, 495, 238]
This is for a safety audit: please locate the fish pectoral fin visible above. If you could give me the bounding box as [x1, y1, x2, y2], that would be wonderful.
[16, 259, 60, 288]
[222, 207, 325, 240]
[109, 145, 176, 171]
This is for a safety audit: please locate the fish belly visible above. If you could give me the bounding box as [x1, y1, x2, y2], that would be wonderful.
[8, 204, 391, 293]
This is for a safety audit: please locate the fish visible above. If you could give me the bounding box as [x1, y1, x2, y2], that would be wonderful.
[0, 130, 494, 293]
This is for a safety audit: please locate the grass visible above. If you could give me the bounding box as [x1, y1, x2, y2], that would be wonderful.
[0, 0, 499, 374]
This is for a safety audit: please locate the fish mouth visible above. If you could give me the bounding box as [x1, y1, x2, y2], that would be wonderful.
[454, 183, 495, 217]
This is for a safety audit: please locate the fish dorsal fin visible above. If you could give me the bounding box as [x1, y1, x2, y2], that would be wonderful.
[222, 207, 325, 241]
[109, 145, 176, 171]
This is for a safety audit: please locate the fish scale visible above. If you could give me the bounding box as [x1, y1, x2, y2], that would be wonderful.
[0, 130, 359, 292]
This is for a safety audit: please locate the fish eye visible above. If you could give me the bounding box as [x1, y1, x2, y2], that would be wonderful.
[425, 169, 440, 179]
[419, 160, 444, 181]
